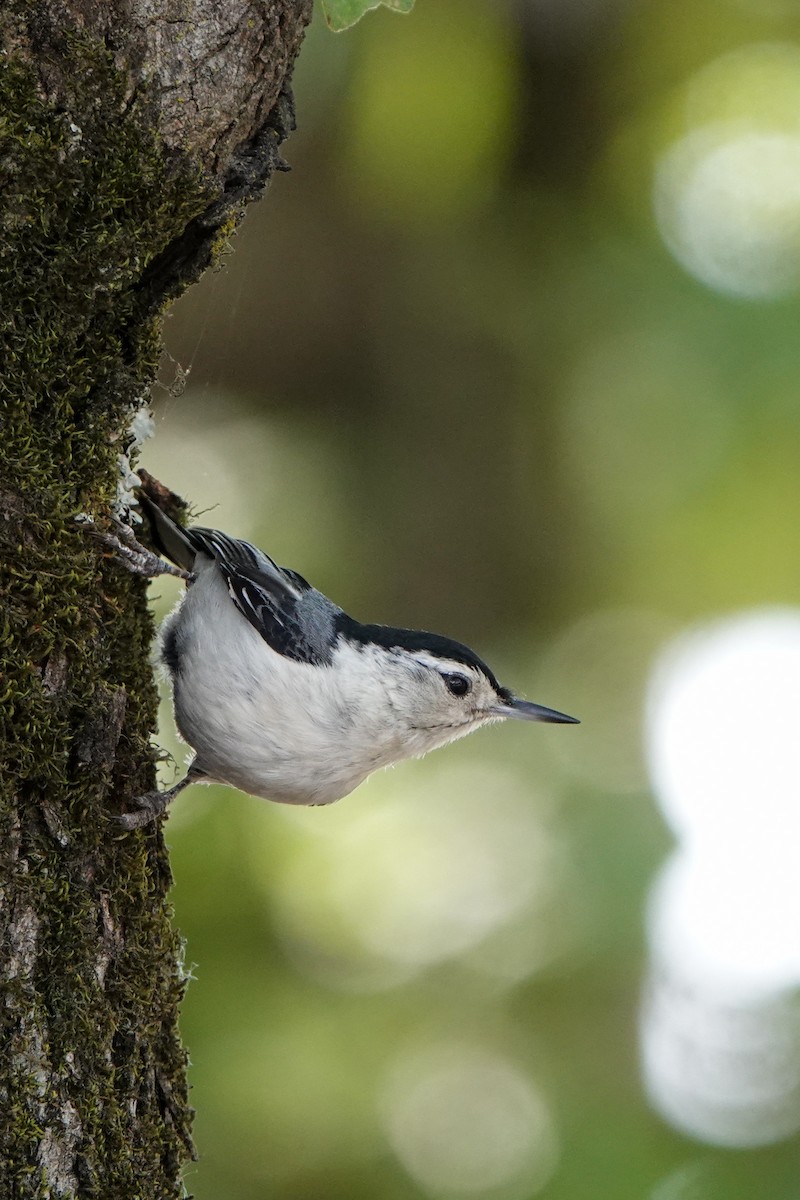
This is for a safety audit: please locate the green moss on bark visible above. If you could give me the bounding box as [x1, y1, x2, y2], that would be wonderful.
[1, 0, 308, 1178]
[0, 36, 218, 1200]
[2, 40, 208, 497]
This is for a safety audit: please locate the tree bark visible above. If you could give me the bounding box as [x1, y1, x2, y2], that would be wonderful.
[0, 2, 311, 1194]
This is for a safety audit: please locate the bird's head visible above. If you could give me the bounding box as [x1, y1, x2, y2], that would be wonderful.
[338, 622, 578, 760]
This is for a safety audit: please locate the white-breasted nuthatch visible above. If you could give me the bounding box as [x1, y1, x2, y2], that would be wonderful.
[112, 495, 578, 828]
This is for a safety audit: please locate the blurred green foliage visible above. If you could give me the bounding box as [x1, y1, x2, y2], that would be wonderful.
[321, 0, 414, 35]
[144, 1, 800, 1196]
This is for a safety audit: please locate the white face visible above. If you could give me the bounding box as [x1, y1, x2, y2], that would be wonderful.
[375, 649, 506, 758]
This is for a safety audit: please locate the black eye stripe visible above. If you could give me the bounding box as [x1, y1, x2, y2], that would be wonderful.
[444, 673, 471, 697]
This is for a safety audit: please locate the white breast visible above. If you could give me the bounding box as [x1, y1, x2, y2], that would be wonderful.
[164, 564, 411, 805]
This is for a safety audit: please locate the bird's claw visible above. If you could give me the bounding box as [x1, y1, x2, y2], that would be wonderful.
[116, 790, 170, 830]
[116, 770, 200, 830]
[89, 516, 192, 581]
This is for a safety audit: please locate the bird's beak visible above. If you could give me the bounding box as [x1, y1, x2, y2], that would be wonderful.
[492, 697, 580, 724]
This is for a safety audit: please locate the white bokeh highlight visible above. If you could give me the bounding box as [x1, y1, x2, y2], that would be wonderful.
[655, 128, 800, 300]
[647, 609, 800, 856]
[643, 609, 800, 1147]
[653, 44, 800, 299]
[381, 1042, 559, 1199]
[648, 846, 800, 1000]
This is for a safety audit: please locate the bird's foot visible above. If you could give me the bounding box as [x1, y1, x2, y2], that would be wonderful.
[116, 770, 201, 830]
[116, 789, 172, 830]
[86, 516, 192, 581]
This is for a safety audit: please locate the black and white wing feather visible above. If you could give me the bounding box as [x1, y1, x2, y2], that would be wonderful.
[186, 527, 337, 665]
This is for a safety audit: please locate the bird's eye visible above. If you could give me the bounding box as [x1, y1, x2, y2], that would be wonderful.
[444, 673, 471, 697]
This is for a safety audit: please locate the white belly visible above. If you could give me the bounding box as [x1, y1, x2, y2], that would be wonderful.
[165, 567, 405, 805]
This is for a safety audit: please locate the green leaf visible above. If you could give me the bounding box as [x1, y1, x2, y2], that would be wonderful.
[320, 0, 415, 34]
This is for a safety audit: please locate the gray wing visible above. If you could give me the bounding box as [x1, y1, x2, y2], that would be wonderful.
[187, 527, 338, 665]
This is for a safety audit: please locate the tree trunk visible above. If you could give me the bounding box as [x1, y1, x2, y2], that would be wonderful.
[0, 3, 311, 1194]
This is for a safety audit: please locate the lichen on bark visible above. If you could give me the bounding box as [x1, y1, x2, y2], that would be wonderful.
[0, 2, 311, 1194]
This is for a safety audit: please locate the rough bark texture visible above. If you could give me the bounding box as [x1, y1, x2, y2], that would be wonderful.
[0, 2, 312, 1195]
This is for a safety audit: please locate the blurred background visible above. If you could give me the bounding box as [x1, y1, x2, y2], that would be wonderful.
[141, 1, 800, 1196]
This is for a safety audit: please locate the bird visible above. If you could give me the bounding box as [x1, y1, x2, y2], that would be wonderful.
[110, 494, 578, 828]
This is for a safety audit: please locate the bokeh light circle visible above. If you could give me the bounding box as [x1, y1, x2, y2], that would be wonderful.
[655, 127, 800, 299]
[646, 608, 800, 844]
[381, 1042, 560, 1198]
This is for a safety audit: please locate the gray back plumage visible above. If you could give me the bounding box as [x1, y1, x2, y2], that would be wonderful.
[141, 497, 340, 665]
[187, 527, 339, 665]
